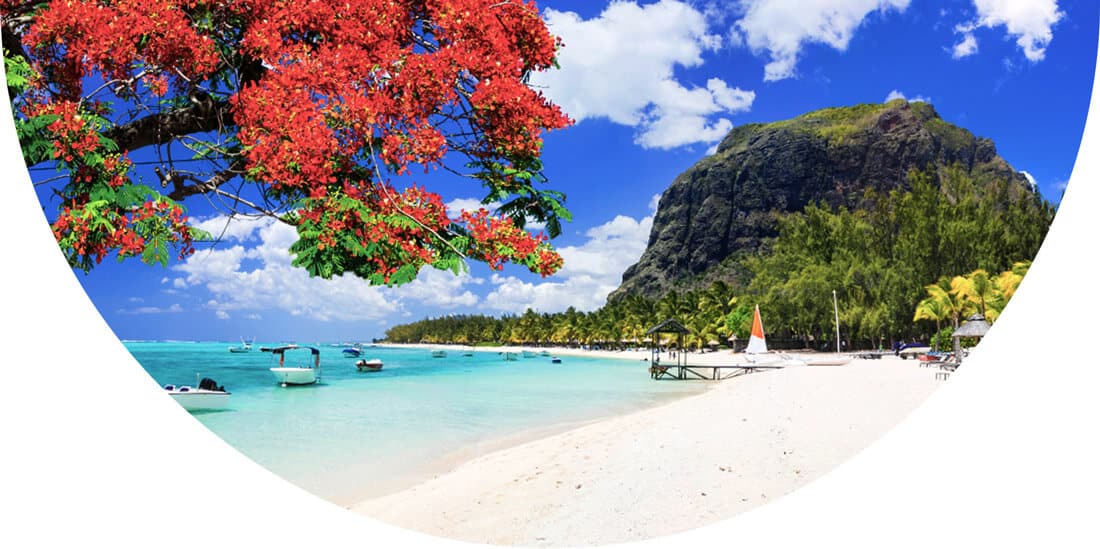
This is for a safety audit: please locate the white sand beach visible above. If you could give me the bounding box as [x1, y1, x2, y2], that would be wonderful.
[351, 347, 941, 546]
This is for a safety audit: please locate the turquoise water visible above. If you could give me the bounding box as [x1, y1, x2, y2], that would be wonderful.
[126, 342, 705, 505]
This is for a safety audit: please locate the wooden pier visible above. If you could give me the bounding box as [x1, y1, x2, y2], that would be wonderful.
[649, 363, 784, 381]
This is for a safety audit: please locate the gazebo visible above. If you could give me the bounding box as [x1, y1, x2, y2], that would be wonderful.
[646, 318, 691, 372]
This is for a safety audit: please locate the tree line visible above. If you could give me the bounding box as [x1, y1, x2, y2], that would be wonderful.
[385, 167, 1053, 351]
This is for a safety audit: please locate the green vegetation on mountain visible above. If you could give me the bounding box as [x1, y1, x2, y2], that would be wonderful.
[611, 99, 1036, 300]
[385, 166, 1048, 349]
[385, 101, 1053, 350]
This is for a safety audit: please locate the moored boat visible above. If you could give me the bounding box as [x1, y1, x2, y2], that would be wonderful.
[356, 358, 384, 372]
[269, 345, 322, 386]
[228, 337, 254, 353]
[431, 349, 447, 358]
[166, 376, 230, 412]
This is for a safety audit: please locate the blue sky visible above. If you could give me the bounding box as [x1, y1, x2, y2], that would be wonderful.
[24, 0, 1098, 343]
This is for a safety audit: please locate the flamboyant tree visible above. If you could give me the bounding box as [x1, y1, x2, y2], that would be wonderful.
[2, 0, 572, 285]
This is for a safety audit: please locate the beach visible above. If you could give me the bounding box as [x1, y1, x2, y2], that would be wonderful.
[350, 347, 941, 546]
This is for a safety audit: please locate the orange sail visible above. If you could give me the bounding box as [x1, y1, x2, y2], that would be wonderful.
[745, 304, 767, 354]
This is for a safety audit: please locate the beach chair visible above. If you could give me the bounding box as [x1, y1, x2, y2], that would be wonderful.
[934, 357, 960, 380]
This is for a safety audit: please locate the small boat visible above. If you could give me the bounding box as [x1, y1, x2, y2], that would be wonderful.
[551, 357, 562, 364]
[165, 376, 230, 412]
[228, 337, 254, 353]
[431, 349, 447, 358]
[739, 305, 808, 368]
[503, 351, 519, 361]
[342, 347, 362, 358]
[356, 358, 384, 372]
[522, 350, 537, 358]
[462, 346, 475, 357]
[269, 345, 322, 386]
[539, 350, 551, 357]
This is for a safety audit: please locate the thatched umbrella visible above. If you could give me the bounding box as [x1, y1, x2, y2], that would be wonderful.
[951, 313, 991, 361]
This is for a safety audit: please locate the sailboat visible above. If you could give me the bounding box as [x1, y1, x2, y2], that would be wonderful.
[741, 305, 806, 367]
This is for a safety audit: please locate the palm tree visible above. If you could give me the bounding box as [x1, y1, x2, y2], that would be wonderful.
[995, 260, 1031, 302]
[952, 269, 999, 320]
[913, 295, 949, 336]
[925, 276, 965, 329]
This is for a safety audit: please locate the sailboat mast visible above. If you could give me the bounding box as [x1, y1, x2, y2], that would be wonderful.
[833, 290, 841, 353]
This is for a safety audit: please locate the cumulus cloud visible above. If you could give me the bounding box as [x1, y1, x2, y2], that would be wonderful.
[445, 197, 500, 216]
[175, 215, 482, 323]
[480, 196, 660, 314]
[885, 89, 931, 103]
[953, 0, 1063, 62]
[731, 0, 911, 81]
[952, 32, 979, 58]
[531, 1, 754, 149]
[447, 196, 548, 230]
[172, 196, 660, 323]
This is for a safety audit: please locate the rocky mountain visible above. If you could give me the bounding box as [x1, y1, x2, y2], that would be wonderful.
[609, 99, 1036, 301]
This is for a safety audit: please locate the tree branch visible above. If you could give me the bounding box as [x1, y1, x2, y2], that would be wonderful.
[161, 158, 246, 201]
[104, 98, 234, 154]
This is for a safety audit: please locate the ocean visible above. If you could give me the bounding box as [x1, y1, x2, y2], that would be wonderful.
[125, 341, 706, 505]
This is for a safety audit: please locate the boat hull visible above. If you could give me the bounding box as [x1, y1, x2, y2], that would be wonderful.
[356, 359, 383, 372]
[168, 389, 231, 412]
[269, 367, 318, 385]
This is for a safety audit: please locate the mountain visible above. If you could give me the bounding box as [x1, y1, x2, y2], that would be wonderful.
[609, 99, 1037, 301]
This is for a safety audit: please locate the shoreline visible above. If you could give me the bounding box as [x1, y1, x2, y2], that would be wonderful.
[337, 343, 717, 504]
[350, 347, 940, 546]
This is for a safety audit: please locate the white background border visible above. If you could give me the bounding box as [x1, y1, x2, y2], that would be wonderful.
[3, 22, 1099, 549]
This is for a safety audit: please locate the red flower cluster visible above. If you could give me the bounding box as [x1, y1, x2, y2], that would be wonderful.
[459, 209, 562, 276]
[22, 0, 220, 100]
[18, 0, 573, 281]
[51, 197, 198, 269]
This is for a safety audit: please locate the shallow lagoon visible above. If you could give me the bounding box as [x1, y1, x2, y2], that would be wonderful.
[127, 342, 704, 505]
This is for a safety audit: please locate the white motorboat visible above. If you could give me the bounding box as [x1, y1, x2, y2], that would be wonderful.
[165, 376, 230, 412]
[228, 337, 254, 353]
[356, 358, 384, 372]
[269, 345, 322, 386]
[431, 349, 447, 358]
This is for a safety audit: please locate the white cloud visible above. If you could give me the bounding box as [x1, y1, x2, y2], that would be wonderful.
[481, 196, 660, 314]
[954, 0, 1063, 62]
[952, 32, 979, 58]
[885, 89, 931, 103]
[118, 303, 183, 315]
[389, 268, 482, 310]
[445, 197, 500, 216]
[177, 215, 487, 323]
[446, 196, 546, 231]
[732, 0, 911, 81]
[531, 1, 754, 149]
[174, 195, 661, 323]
